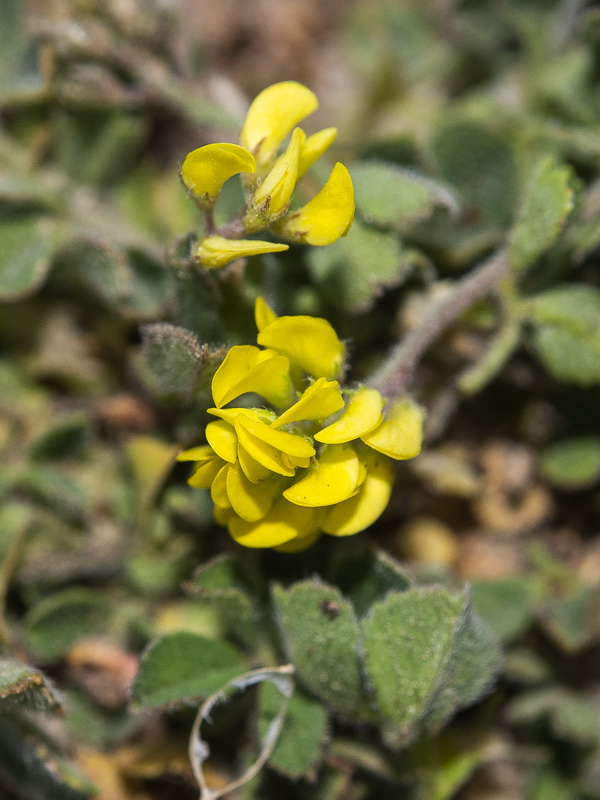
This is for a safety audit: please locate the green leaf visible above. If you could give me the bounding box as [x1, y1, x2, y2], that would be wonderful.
[132, 631, 245, 708]
[351, 162, 457, 230]
[185, 555, 258, 648]
[63, 236, 132, 308]
[123, 248, 174, 320]
[24, 588, 112, 661]
[531, 326, 600, 386]
[539, 437, 600, 490]
[307, 219, 423, 312]
[272, 580, 363, 716]
[470, 576, 536, 642]
[26, 412, 90, 461]
[509, 158, 574, 272]
[540, 586, 600, 653]
[361, 587, 498, 747]
[0, 215, 62, 300]
[431, 122, 516, 227]
[0, 658, 62, 713]
[331, 547, 412, 617]
[259, 683, 329, 780]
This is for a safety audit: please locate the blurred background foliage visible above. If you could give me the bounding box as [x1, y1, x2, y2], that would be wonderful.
[2, 0, 600, 798]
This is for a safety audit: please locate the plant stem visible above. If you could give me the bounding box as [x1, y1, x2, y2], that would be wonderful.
[369, 250, 509, 398]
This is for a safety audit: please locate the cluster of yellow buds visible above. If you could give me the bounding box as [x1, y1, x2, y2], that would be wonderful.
[180, 82, 355, 269]
[178, 299, 424, 552]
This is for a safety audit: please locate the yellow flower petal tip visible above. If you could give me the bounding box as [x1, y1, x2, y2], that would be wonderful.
[240, 81, 318, 164]
[249, 128, 303, 222]
[361, 399, 425, 460]
[195, 236, 289, 269]
[180, 143, 256, 209]
[283, 443, 361, 507]
[211, 344, 292, 408]
[297, 127, 337, 179]
[315, 387, 384, 443]
[274, 163, 355, 246]
[254, 296, 278, 331]
[257, 316, 345, 379]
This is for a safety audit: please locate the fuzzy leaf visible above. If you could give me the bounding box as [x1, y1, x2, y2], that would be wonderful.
[307, 219, 423, 312]
[509, 159, 574, 272]
[539, 437, 600, 490]
[272, 580, 362, 716]
[471, 576, 536, 642]
[132, 631, 245, 708]
[331, 548, 412, 616]
[540, 586, 600, 653]
[361, 587, 498, 746]
[351, 161, 457, 230]
[259, 683, 328, 780]
[0, 215, 62, 300]
[0, 658, 62, 713]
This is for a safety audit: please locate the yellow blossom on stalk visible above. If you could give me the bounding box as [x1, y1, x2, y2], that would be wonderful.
[178, 299, 425, 552]
[180, 81, 354, 269]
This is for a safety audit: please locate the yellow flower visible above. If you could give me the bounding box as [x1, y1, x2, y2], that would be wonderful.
[239, 81, 318, 165]
[180, 143, 256, 210]
[274, 162, 355, 246]
[179, 299, 425, 551]
[195, 236, 288, 269]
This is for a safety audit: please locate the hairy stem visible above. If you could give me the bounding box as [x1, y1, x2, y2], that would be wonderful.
[369, 250, 509, 398]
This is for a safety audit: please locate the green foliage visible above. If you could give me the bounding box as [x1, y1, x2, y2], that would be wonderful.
[0, 657, 62, 713]
[509, 159, 575, 272]
[539, 437, 600, 490]
[0, 216, 63, 300]
[132, 631, 246, 708]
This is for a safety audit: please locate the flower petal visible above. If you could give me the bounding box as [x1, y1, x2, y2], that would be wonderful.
[274, 526, 322, 552]
[205, 420, 237, 463]
[211, 464, 232, 509]
[271, 377, 344, 428]
[237, 416, 315, 458]
[297, 127, 337, 179]
[361, 399, 425, 460]
[315, 387, 384, 444]
[235, 417, 296, 477]
[240, 81, 318, 164]
[180, 143, 255, 208]
[254, 297, 278, 331]
[322, 449, 394, 536]
[177, 444, 214, 462]
[283, 444, 361, 507]
[257, 316, 345, 379]
[207, 406, 275, 425]
[249, 128, 303, 223]
[211, 345, 293, 408]
[238, 444, 272, 483]
[226, 461, 281, 522]
[228, 497, 321, 548]
[188, 455, 225, 489]
[274, 163, 355, 246]
[196, 236, 289, 269]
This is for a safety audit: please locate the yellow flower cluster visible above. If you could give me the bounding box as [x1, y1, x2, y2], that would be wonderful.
[178, 299, 424, 552]
[180, 82, 355, 269]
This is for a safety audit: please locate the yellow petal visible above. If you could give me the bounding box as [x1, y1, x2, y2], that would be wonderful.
[205, 420, 237, 463]
[214, 505, 234, 526]
[274, 163, 355, 246]
[255, 296, 278, 331]
[322, 449, 394, 536]
[283, 444, 361, 507]
[238, 444, 272, 483]
[271, 377, 344, 428]
[225, 461, 281, 522]
[315, 387, 384, 444]
[211, 345, 293, 408]
[257, 316, 345, 379]
[228, 497, 321, 549]
[361, 399, 425, 460]
[188, 455, 225, 489]
[207, 407, 275, 425]
[236, 416, 315, 458]
[297, 127, 337, 179]
[180, 143, 255, 209]
[235, 417, 295, 477]
[196, 236, 289, 269]
[211, 464, 231, 509]
[249, 128, 303, 222]
[240, 81, 318, 164]
[274, 527, 322, 552]
[177, 444, 214, 462]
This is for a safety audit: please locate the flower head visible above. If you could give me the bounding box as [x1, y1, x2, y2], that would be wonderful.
[178, 300, 424, 551]
[180, 82, 355, 268]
